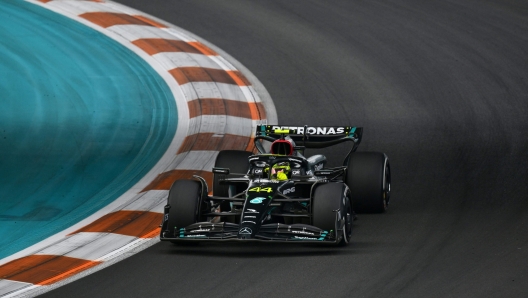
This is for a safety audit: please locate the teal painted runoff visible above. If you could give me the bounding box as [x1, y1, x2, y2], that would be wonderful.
[0, 0, 177, 259]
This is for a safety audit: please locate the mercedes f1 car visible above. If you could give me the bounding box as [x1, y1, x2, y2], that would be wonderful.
[160, 125, 390, 245]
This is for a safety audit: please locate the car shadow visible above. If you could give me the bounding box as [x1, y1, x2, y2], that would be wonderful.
[160, 239, 376, 258]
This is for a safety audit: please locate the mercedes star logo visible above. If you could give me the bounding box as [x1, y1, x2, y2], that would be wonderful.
[239, 227, 252, 235]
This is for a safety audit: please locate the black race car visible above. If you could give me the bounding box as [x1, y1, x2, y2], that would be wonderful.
[160, 125, 390, 245]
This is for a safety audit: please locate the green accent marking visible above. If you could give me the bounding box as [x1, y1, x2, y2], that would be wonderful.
[274, 129, 290, 134]
[348, 127, 357, 137]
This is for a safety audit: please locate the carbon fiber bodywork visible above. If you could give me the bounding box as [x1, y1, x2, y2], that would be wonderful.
[160, 126, 363, 244]
[160, 175, 346, 244]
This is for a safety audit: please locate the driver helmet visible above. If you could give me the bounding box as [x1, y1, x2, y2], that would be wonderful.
[271, 162, 290, 180]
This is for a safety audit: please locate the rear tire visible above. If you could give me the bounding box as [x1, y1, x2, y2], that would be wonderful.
[346, 152, 390, 213]
[213, 150, 252, 196]
[166, 179, 202, 238]
[312, 183, 352, 245]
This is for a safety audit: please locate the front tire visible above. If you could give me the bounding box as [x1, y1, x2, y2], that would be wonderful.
[166, 179, 202, 238]
[346, 152, 391, 213]
[312, 183, 352, 246]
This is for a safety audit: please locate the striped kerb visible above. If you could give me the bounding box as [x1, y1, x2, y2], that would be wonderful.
[188, 98, 265, 119]
[0, 255, 100, 285]
[132, 39, 211, 55]
[177, 133, 253, 153]
[80, 12, 167, 28]
[78, 11, 262, 191]
[168, 67, 250, 86]
[141, 170, 214, 192]
[68, 211, 163, 238]
[2, 1, 268, 292]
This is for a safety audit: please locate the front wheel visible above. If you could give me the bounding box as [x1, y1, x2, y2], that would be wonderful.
[312, 183, 352, 246]
[166, 179, 202, 239]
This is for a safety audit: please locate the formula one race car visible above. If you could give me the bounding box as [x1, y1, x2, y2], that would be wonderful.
[160, 125, 390, 245]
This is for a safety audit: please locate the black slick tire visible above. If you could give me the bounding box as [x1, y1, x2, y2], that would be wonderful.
[346, 152, 391, 213]
[166, 179, 202, 238]
[312, 183, 352, 246]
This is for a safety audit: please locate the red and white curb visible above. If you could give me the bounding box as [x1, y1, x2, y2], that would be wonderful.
[0, 0, 276, 297]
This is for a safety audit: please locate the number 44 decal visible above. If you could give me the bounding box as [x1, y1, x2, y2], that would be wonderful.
[249, 187, 273, 193]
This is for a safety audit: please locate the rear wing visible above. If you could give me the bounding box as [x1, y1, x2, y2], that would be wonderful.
[254, 125, 363, 149]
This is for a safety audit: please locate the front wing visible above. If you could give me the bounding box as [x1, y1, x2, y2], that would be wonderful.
[160, 222, 342, 244]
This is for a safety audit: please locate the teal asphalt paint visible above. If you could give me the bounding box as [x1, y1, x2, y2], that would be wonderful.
[0, 0, 177, 259]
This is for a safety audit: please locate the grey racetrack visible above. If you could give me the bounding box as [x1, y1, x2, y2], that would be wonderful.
[43, 1, 528, 297]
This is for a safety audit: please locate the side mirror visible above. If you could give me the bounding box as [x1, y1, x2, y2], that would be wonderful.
[212, 167, 230, 175]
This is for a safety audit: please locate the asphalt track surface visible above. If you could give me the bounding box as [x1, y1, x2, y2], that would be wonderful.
[44, 1, 528, 297]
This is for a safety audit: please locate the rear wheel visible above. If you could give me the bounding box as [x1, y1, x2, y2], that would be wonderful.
[166, 179, 202, 240]
[312, 183, 352, 245]
[346, 152, 390, 213]
[213, 150, 253, 196]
